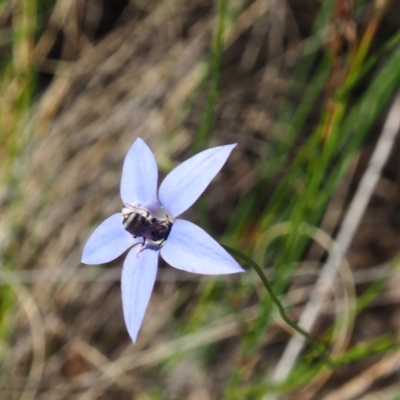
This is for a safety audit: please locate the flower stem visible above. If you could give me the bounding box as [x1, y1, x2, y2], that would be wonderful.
[223, 245, 333, 367]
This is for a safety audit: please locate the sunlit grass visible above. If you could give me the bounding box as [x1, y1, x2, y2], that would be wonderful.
[0, 1, 40, 399]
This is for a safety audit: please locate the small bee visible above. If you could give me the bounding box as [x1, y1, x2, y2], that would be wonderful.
[122, 205, 172, 252]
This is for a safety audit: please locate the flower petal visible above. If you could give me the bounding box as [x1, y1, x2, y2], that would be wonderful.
[158, 144, 236, 217]
[82, 213, 137, 264]
[120, 137, 159, 209]
[160, 219, 244, 275]
[121, 247, 159, 343]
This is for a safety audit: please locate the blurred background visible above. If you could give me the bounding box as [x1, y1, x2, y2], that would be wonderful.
[2, 0, 400, 398]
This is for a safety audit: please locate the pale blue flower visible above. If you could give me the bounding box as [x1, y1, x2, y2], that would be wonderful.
[82, 138, 244, 342]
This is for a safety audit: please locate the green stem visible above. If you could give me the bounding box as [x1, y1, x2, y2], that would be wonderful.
[223, 244, 333, 366]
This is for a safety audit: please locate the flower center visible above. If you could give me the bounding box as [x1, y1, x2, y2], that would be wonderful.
[122, 205, 173, 246]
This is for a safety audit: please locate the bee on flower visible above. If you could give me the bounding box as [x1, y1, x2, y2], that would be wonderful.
[82, 138, 243, 342]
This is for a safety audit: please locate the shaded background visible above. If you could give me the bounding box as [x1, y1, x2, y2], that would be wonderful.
[2, 0, 400, 399]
